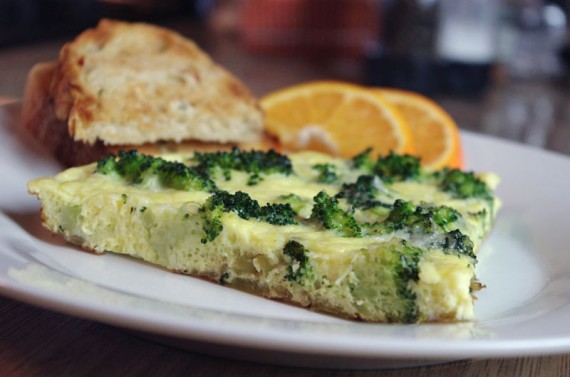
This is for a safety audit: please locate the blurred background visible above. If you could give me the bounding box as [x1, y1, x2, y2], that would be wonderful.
[1, 0, 569, 155]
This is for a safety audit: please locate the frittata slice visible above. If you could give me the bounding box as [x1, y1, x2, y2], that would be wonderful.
[28, 149, 500, 322]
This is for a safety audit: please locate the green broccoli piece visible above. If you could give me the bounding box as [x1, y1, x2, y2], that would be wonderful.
[200, 191, 298, 243]
[373, 152, 421, 183]
[371, 199, 474, 259]
[436, 168, 492, 200]
[200, 203, 225, 244]
[350, 239, 423, 323]
[96, 155, 118, 175]
[95, 150, 217, 192]
[283, 240, 314, 283]
[335, 175, 392, 210]
[352, 149, 421, 183]
[352, 147, 375, 172]
[156, 161, 216, 192]
[442, 229, 474, 257]
[200, 191, 260, 243]
[431, 205, 460, 229]
[276, 193, 307, 213]
[310, 191, 361, 237]
[381, 200, 460, 231]
[260, 203, 297, 226]
[113, 150, 158, 183]
[193, 147, 293, 184]
[312, 163, 338, 184]
[396, 240, 423, 282]
[395, 241, 423, 322]
[96, 150, 147, 182]
[379, 199, 459, 232]
[207, 191, 260, 219]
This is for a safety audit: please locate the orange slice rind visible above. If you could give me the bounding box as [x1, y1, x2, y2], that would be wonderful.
[374, 88, 463, 170]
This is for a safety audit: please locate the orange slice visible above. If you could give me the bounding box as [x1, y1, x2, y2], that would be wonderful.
[374, 88, 463, 170]
[260, 81, 414, 158]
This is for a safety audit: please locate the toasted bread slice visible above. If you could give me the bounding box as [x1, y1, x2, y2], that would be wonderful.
[51, 19, 263, 145]
[21, 61, 110, 165]
[21, 59, 276, 166]
[21, 19, 265, 165]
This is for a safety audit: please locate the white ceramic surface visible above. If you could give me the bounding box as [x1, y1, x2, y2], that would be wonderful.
[2, 104, 570, 369]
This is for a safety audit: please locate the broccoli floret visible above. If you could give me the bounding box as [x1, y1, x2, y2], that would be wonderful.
[200, 191, 298, 243]
[335, 175, 392, 210]
[200, 204, 224, 244]
[352, 148, 375, 172]
[431, 205, 460, 229]
[436, 168, 492, 200]
[283, 240, 315, 283]
[276, 193, 307, 213]
[125, 151, 161, 182]
[396, 240, 423, 282]
[371, 199, 474, 259]
[395, 241, 423, 322]
[200, 191, 260, 243]
[374, 152, 421, 182]
[350, 239, 423, 323]
[96, 155, 117, 175]
[153, 160, 215, 192]
[193, 147, 293, 185]
[312, 163, 338, 184]
[352, 149, 421, 183]
[310, 191, 361, 237]
[260, 203, 297, 226]
[442, 229, 474, 257]
[379, 200, 460, 232]
[95, 150, 217, 192]
[378, 199, 415, 232]
[105, 150, 157, 183]
[208, 190, 260, 219]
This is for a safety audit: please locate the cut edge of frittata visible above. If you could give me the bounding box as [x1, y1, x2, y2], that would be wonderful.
[27, 150, 499, 323]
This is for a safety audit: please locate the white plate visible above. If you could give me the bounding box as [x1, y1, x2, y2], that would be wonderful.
[2, 103, 570, 369]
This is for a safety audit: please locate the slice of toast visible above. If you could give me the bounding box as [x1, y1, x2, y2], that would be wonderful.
[21, 19, 265, 165]
[21, 61, 112, 165]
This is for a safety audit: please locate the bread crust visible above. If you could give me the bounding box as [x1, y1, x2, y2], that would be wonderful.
[21, 61, 107, 165]
[22, 19, 265, 165]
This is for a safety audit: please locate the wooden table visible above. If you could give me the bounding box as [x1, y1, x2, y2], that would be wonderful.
[1, 292, 569, 377]
[1, 18, 570, 377]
